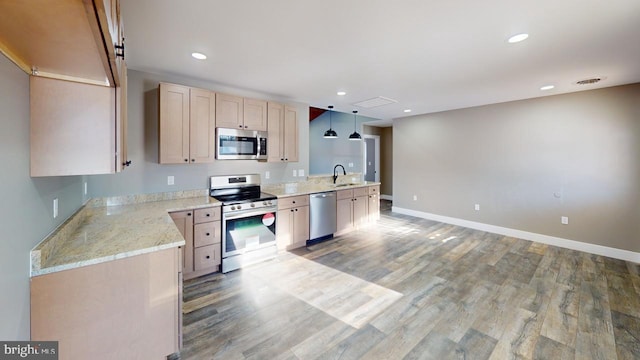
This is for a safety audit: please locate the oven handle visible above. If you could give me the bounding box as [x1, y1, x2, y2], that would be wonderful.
[223, 207, 277, 220]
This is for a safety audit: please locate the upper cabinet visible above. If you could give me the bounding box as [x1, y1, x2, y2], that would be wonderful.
[0, 0, 130, 176]
[216, 94, 267, 131]
[267, 103, 299, 162]
[0, 0, 125, 87]
[159, 83, 217, 164]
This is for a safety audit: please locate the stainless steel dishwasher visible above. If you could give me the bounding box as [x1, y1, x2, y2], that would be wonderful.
[309, 191, 337, 242]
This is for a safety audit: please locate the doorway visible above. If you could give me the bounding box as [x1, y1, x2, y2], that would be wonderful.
[363, 135, 380, 182]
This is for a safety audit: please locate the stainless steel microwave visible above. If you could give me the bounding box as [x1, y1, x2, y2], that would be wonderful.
[216, 128, 268, 160]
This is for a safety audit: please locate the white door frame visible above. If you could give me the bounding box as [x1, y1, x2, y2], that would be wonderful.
[362, 135, 380, 182]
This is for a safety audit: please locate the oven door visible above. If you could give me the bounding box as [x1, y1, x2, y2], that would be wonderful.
[222, 207, 277, 258]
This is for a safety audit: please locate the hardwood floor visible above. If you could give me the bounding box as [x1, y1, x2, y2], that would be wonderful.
[179, 200, 640, 359]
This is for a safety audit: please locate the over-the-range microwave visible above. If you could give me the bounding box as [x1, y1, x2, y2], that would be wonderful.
[216, 128, 268, 160]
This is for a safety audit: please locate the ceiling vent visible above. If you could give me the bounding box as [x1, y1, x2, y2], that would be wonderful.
[575, 78, 602, 85]
[352, 96, 398, 108]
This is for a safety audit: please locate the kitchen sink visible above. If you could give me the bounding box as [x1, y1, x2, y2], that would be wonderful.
[334, 183, 360, 187]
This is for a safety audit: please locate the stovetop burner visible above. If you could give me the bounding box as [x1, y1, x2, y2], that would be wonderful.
[209, 174, 277, 206]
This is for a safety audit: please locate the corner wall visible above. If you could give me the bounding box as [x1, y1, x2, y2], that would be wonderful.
[393, 83, 640, 253]
[0, 54, 87, 339]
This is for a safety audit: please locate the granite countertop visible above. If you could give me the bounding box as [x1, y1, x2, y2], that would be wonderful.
[31, 193, 220, 277]
[262, 181, 380, 198]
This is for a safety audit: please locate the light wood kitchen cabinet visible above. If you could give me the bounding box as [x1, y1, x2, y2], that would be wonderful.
[216, 93, 268, 131]
[336, 188, 369, 235]
[159, 83, 216, 164]
[3, 0, 131, 176]
[267, 102, 299, 162]
[368, 185, 381, 221]
[171, 206, 221, 280]
[277, 195, 310, 250]
[30, 76, 129, 176]
[31, 247, 181, 359]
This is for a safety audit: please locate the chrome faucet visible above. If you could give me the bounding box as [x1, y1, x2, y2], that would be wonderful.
[333, 164, 346, 184]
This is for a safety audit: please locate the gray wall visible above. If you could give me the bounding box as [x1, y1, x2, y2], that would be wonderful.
[394, 83, 640, 252]
[0, 54, 87, 339]
[309, 110, 378, 175]
[88, 70, 310, 197]
[364, 125, 393, 196]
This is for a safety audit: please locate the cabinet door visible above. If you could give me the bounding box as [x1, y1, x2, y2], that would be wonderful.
[170, 210, 194, 274]
[244, 98, 268, 131]
[159, 83, 190, 164]
[336, 198, 353, 234]
[115, 60, 128, 172]
[368, 194, 380, 222]
[194, 245, 220, 270]
[283, 105, 299, 162]
[30, 76, 116, 177]
[292, 206, 310, 247]
[353, 195, 368, 227]
[189, 88, 216, 163]
[267, 102, 284, 162]
[216, 93, 243, 129]
[276, 209, 293, 250]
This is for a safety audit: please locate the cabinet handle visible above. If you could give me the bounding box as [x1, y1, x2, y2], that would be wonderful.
[206, 213, 210, 217]
[295, 209, 298, 212]
[285, 158, 288, 161]
[205, 255, 210, 259]
[239, 125, 243, 128]
[187, 213, 192, 216]
[192, 159, 195, 162]
[184, 159, 188, 162]
[290, 209, 294, 212]
[281, 158, 284, 161]
[244, 125, 248, 128]
[123, 160, 132, 167]
[206, 233, 210, 236]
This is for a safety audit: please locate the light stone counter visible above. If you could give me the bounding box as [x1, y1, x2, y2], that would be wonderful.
[31, 190, 221, 277]
[262, 176, 380, 198]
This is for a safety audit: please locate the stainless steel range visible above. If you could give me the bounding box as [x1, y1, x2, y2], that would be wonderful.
[209, 174, 277, 273]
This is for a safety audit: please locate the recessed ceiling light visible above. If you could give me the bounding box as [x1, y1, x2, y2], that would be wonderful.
[337, 91, 347, 96]
[191, 52, 207, 60]
[507, 33, 529, 43]
[540, 85, 555, 91]
[403, 109, 412, 113]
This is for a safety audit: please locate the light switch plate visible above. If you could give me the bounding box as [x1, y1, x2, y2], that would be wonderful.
[293, 169, 297, 177]
[474, 204, 480, 211]
[167, 176, 175, 185]
[265, 171, 270, 179]
[84, 182, 87, 195]
[298, 169, 305, 177]
[53, 198, 58, 219]
[561, 216, 569, 225]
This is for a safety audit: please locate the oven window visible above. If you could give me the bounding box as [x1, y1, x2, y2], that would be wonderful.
[225, 212, 276, 254]
[219, 136, 257, 155]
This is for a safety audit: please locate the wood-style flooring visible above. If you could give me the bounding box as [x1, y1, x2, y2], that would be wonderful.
[179, 200, 640, 359]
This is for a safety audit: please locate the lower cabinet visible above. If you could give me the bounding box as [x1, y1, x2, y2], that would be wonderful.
[170, 206, 221, 280]
[277, 195, 310, 250]
[30, 247, 181, 359]
[336, 188, 369, 235]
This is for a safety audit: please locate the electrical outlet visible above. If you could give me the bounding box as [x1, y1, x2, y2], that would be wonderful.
[298, 169, 305, 177]
[413, 195, 418, 201]
[84, 182, 87, 195]
[53, 198, 58, 219]
[265, 171, 270, 179]
[474, 204, 480, 211]
[348, 162, 354, 168]
[293, 169, 297, 177]
[561, 216, 569, 225]
[167, 176, 174, 185]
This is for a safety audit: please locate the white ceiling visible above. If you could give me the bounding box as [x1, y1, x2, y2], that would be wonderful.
[121, 0, 640, 121]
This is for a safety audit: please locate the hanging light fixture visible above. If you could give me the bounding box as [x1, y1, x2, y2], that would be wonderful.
[349, 110, 362, 141]
[323, 105, 338, 138]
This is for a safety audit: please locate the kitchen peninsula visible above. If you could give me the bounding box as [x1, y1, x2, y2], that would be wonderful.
[29, 177, 380, 359]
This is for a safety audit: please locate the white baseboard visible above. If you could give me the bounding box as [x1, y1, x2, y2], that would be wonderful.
[380, 194, 393, 201]
[392, 206, 640, 263]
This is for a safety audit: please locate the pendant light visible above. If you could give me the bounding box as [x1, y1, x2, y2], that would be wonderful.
[323, 105, 338, 138]
[348, 110, 362, 141]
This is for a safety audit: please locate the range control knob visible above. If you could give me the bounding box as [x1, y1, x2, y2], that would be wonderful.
[230, 205, 236, 211]
[262, 201, 267, 205]
[251, 203, 256, 208]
